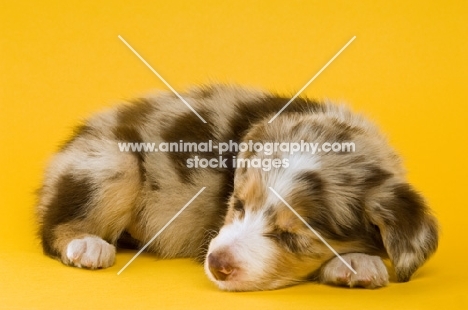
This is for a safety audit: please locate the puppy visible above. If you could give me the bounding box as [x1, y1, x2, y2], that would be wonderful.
[36, 84, 438, 291]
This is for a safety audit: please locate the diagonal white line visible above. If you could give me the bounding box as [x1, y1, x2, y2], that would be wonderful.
[118, 35, 207, 124]
[268, 36, 356, 123]
[117, 187, 206, 275]
[268, 187, 357, 274]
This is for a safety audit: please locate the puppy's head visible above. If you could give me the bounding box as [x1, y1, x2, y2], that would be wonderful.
[203, 114, 351, 291]
[204, 158, 337, 291]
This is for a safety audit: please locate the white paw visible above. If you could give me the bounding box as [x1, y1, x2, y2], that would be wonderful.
[320, 253, 389, 289]
[65, 236, 116, 269]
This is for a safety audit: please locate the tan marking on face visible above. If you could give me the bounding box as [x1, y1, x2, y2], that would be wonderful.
[274, 208, 303, 232]
[233, 170, 267, 213]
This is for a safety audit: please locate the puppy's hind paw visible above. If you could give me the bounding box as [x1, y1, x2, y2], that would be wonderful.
[65, 236, 116, 269]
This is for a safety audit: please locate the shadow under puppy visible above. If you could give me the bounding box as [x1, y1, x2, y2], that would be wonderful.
[36, 84, 438, 291]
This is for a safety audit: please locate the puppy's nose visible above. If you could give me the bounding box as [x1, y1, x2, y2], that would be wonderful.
[208, 253, 235, 281]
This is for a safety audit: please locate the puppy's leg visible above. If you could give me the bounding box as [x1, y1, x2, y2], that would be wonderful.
[37, 139, 143, 269]
[319, 253, 389, 289]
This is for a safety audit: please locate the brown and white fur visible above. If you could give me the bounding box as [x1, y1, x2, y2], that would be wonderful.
[36, 84, 438, 291]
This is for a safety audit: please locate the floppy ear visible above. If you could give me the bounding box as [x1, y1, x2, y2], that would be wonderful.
[367, 183, 439, 282]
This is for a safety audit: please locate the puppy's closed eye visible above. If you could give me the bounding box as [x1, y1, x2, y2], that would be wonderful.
[233, 199, 245, 216]
[265, 230, 302, 253]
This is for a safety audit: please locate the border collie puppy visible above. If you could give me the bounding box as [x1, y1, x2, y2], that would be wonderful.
[36, 84, 438, 291]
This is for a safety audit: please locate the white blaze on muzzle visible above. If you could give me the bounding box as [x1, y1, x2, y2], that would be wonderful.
[204, 210, 275, 290]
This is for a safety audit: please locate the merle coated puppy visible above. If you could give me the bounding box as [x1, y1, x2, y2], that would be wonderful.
[36, 85, 438, 291]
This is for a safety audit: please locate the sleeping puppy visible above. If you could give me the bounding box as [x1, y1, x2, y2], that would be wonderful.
[36, 84, 438, 291]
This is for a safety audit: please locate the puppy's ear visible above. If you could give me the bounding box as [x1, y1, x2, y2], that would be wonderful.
[367, 183, 438, 282]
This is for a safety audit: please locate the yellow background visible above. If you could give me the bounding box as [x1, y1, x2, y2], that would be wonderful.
[1, 1, 467, 309]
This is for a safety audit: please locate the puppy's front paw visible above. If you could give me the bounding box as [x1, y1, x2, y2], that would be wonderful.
[320, 253, 389, 289]
[65, 236, 115, 269]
